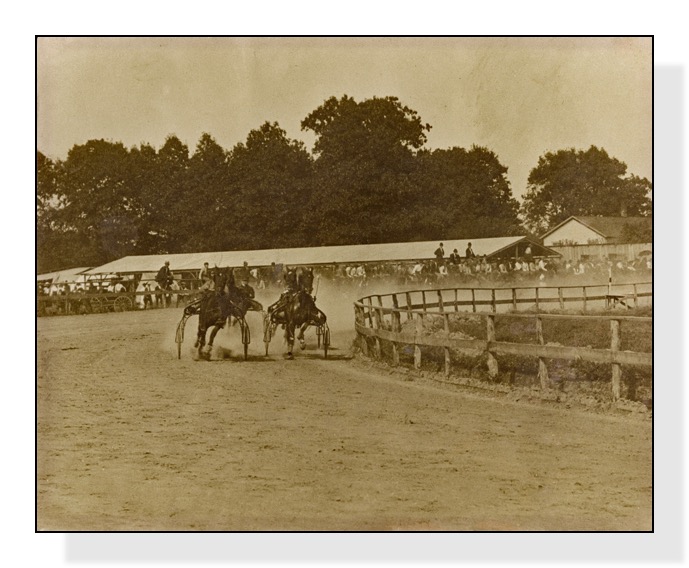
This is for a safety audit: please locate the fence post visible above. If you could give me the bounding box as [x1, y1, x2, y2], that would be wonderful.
[611, 319, 621, 401]
[583, 286, 587, 312]
[486, 314, 498, 379]
[471, 289, 476, 313]
[558, 287, 564, 310]
[438, 291, 451, 377]
[491, 288, 496, 312]
[512, 288, 517, 311]
[366, 297, 374, 328]
[405, 292, 413, 321]
[536, 316, 549, 390]
[374, 295, 384, 329]
[355, 305, 369, 356]
[414, 312, 423, 370]
[633, 284, 638, 308]
[391, 294, 401, 366]
[372, 297, 382, 359]
[535, 287, 540, 311]
[454, 289, 459, 312]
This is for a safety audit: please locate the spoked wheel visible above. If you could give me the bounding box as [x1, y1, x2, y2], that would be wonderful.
[114, 296, 133, 312]
[263, 313, 273, 356]
[321, 324, 330, 359]
[175, 314, 190, 360]
[240, 318, 250, 360]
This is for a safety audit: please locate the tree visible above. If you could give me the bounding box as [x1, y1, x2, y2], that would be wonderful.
[37, 151, 76, 273]
[303, 95, 430, 168]
[521, 145, 652, 233]
[225, 122, 314, 250]
[37, 140, 147, 269]
[147, 135, 192, 252]
[178, 133, 232, 252]
[411, 146, 522, 239]
[301, 95, 432, 245]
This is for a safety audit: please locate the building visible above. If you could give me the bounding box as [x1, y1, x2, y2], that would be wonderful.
[541, 216, 652, 246]
[82, 236, 560, 279]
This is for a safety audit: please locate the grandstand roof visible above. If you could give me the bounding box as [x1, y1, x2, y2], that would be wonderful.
[83, 236, 559, 275]
[36, 266, 92, 282]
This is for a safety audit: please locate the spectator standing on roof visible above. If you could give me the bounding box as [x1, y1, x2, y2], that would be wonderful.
[449, 248, 461, 265]
[465, 242, 475, 259]
[434, 242, 445, 265]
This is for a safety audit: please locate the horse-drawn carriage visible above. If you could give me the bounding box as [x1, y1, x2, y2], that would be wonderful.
[89, 291, 135, 313]
[262, 302, 330, 358]
[175, 267, 260, 360]
[175, 266, 330, 361]
[262, 272, 330, 359]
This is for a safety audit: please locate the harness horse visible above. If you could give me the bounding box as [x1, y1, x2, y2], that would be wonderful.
[263, 272, 330, 359]
[175, 267, 263, 360]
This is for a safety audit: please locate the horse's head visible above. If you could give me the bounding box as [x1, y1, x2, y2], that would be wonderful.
[299, 268, 314, 290]
[212, 266, 231, 293]
[226, 267, 236, 289]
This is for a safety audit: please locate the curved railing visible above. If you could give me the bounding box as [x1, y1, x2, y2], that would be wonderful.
[353, 282, 652, 402]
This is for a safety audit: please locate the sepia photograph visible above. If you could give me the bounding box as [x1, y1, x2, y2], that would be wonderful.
[36, 36, 653, 535]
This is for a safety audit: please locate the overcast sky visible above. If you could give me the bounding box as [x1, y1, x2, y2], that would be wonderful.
[37, 36, 652, 201]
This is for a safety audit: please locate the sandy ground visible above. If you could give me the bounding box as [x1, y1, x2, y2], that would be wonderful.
[37, 296, 651, 531]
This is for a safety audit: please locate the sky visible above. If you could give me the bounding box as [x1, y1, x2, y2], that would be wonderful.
[36, 36, 652, 201]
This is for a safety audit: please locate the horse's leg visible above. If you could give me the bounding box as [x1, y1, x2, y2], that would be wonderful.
[285, 323, 295, 359]
[196, 322, 207, 357]
[206, 323, 223, 357]
[297, 322, 309, 350]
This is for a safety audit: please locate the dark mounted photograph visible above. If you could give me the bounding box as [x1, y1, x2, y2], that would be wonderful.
[36, 36, 652, 533]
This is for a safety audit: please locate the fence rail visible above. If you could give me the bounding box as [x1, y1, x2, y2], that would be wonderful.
[353, 283, 652, 401]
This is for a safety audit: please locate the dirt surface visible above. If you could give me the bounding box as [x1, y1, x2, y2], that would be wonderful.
[37, 301, 652, 531]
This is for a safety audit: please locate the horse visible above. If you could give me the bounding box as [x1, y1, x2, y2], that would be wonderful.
[177, 267, 259, 360]
[266, 287, 327, 359]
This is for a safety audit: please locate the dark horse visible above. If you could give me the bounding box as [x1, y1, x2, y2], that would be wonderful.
[266, 287, 328, 359]
[176, 267, 261, 360]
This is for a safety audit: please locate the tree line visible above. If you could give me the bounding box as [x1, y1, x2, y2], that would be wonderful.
[37, 95, 652, 273]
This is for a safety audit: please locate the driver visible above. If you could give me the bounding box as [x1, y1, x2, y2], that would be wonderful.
[268, 265, 298, 318]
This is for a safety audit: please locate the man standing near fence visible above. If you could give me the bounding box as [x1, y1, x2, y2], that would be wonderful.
[465, 242, 475, 259]
[156, 261, 174, 307]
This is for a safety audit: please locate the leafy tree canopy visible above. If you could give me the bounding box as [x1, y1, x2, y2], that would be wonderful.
[521, 145, 652, 234]
[302, 95, 431, 171]
[37, 96, 530, 271]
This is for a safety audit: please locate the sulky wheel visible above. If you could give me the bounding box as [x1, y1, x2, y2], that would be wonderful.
[322, 325, 330, 359]
[263, 314, 273, 356]
[241, 319, 250, 360]
[114, 296, 133, 312]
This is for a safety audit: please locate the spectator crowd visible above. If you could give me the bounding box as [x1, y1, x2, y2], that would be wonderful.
[38, 246, 652, 317]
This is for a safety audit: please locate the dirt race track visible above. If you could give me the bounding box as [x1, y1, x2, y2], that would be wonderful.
[37, 295, 652, 531]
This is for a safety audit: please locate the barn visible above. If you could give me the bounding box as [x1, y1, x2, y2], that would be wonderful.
[541, 216, 652, 246]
